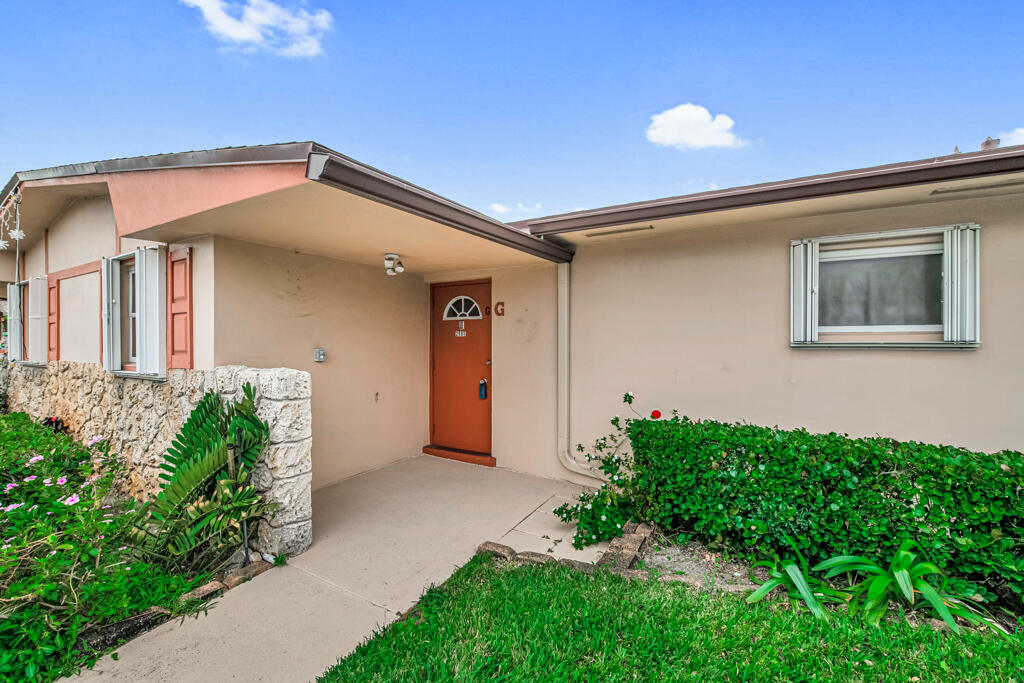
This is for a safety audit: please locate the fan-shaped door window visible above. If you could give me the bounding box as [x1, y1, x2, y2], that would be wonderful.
[443, 296, 483, 320]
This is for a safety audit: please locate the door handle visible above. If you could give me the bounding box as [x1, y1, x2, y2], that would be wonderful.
[479, 379, 487, 400]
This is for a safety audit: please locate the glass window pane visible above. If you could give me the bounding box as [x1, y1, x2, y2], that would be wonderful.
[818, 253, 942, 327]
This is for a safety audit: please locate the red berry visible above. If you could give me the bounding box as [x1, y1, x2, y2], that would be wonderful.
[651, 410, 662, 419]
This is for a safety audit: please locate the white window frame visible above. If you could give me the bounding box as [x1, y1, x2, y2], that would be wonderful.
[127, 265, 138, 364]
[442, 296, 483, 320]
[6, 277, 48, 365]
[791, 224, 980, 349]
[6, 281, 24, 363]
[102, 246, 166, 378]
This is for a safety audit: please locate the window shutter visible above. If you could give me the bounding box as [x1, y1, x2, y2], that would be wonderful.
[167, 248, 193, 369]
[943, 225, 980, 343]
[790, 240, 818, 343]
[101, 257, 119, 371]
[136, 246, 167, 376]
[7, 283, 22, 362]
[27, 276, 48, 363]
[47, 280, 59, 361]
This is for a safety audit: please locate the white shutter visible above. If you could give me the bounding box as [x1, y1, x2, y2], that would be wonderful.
[943, 225, 980, 343]
[790, 240, 818, 343]
[101, 257, 120, 371]
[135, 246, 167, 376]
[27, 276, 48, 363]
[7, 283, 22, 362]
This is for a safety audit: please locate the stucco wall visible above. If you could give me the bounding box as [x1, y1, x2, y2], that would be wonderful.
[58, 272, 101, 362]
[48, 197, 116, 271]
[211, 237, 429, 489]
[568, 192, 1024, 456]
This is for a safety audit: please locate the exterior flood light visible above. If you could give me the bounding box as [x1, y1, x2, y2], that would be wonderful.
[384, 253, 404, 276]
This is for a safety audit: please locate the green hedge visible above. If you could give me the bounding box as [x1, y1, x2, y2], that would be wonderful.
[557, 401, 1024, 607]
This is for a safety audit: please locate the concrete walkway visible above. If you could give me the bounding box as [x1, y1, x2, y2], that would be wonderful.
[75, 456, 604, 682]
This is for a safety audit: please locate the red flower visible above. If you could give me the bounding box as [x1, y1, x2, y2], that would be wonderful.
[650, 410, 662, 419]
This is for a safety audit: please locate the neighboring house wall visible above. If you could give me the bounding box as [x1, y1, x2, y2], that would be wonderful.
[569, 192, 1024, 456]
[211, 237, 430, 489]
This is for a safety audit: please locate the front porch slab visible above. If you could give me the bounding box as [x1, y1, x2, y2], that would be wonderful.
[71, 455, 602, 682]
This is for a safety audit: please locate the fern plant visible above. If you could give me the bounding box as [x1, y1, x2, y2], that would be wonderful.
[126, 384, 277, 572]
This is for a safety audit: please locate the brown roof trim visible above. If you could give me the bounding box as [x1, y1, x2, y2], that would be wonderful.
[307, 152, 573, 264]
[521, 144, 1024, 236]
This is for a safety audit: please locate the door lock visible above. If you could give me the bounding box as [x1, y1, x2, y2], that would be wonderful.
[479, 379, 488, 400]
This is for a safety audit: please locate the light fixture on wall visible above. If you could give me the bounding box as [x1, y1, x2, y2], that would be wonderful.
[384, 253, 405, 276]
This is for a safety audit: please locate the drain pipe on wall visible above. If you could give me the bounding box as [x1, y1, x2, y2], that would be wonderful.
[557, 262, 602, 480]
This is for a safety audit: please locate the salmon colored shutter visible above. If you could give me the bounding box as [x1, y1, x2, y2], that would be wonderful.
[47, 280, 59, 361]
[167, 248, 193, 369]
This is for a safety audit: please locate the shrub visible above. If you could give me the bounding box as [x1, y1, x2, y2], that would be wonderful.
[556, 394, 1024, 610]
[0, 413, 208, 681]
[127, 384, 274, 573]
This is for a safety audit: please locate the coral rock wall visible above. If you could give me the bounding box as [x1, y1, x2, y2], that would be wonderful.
[7, 361, 312, 556]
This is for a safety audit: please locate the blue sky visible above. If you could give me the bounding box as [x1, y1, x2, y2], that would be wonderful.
[1, 1, 1022, 220]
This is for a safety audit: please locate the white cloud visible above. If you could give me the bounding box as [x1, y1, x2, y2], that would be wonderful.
[181, 0, 333, 57]
[646, 103, 746, 150]
[1000, 127, 1024, 146]
[487, 202, 541, 217]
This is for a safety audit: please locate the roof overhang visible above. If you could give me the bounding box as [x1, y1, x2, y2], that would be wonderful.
[519, 144, 1024, 236]
[306, 152, 572, 263]
[2, 142, 572, 266]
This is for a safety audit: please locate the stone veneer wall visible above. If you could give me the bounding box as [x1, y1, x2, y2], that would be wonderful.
[6, 361, 312, 556]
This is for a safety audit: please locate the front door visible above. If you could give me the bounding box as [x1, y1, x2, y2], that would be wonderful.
[429, 280, 492, 457]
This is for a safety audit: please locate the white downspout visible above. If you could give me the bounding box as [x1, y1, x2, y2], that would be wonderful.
[557, 262, 600, 479]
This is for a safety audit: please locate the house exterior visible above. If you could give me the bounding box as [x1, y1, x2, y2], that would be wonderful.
[2, 141, 1023, 554]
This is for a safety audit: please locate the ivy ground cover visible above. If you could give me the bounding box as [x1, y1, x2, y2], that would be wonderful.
[0, 412, 208, 682]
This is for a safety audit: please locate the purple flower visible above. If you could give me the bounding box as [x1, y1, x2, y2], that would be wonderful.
[63, 494, 80, 506]
[118, 546, 127, 551]
[87, 435, 104, 446]
[3, 503, 24, 512]
[42, 478, 52, 486]
[28, 455, 44, 464]
[3, 482, 17, 493]
[23, 475, 37, 482]
[56, 476, 67, 486]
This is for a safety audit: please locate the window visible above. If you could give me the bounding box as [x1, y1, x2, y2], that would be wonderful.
[102, 246, 166, 376]
[791, 224, 979, 347]
[443, 296, 483, 320]
[5, 276, 48, 364]
[122, 263, 137, 366]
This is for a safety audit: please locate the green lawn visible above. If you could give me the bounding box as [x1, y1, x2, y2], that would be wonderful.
[321, 554, 1023, 682]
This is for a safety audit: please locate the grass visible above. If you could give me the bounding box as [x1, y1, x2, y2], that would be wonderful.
[321, 554, 1024, 682]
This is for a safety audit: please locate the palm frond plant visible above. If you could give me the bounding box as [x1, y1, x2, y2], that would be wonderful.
[126, 384, 277, 573]
[812, 540, 1006, 634]
[746, 539, 850, 619]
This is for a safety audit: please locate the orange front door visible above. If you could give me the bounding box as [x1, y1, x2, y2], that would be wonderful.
[430, 281, 492, 455]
